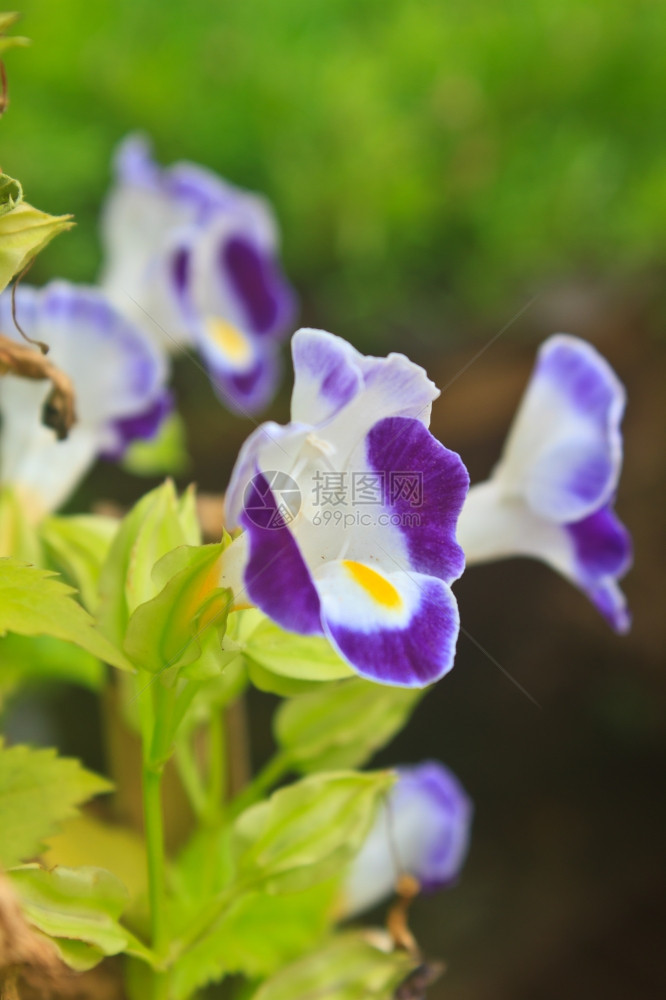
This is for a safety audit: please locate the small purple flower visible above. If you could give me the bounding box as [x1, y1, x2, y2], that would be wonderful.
[0, 281, 170, 516]
[342, 761, 473, 917]
[100, 134, 296, 414]
[458, 335, 632, 632]
[221, 328, 470, 688]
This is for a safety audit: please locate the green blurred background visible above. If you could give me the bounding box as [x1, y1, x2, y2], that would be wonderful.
[4, 0, 666, 343]
[2, 2, 666, 998]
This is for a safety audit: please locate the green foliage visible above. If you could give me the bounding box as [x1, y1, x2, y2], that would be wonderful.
[0, 556, 132, 670]
[123, 543, 231, 674]
[5, 0, 666, 335]
[0, 172, 22, 215]
[0, 634, 104, 704]
[171, 883, 336, 1000]
[98, 480, 194, 646]
[251, 931, 417, 1000]
[0, 486, 41, 562]
[121, 412, 190, 477]
[8, 864, 152, 971]
[0, 12, 29, 57]
[244, 619, 355, 685]
[40, 512, 117, 612]
[0, 741, 111, 867]
[232, 769, 395, 894]
[0, 198, 73, 292]
[275, 678, 423, 773]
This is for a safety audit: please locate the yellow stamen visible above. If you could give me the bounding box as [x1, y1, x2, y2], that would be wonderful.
[206, 318, 252, 365]
[343, 560, 402, 608]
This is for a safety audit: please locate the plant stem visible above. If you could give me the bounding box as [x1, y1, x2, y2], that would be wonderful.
[206, 708, 225, 822]
[142, 763, 167, 956]
[228, 750, 291, 819]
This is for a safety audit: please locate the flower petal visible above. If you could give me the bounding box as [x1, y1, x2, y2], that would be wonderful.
[343, 761, 472, 916]
[459, 482, 631, 632]
[361, 416, 469, 584]
[239, 471, 323, 635]
[497, 335, 625, 523]
[291, 329, 439, 446]
[315, 561, 460, 687]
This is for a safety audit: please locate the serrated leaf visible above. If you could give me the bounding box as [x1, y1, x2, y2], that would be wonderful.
[41, 513, 118, 613]
[123, 543, 230, 674]
[8, 865, 153, 969]
[121, 411, 190, 477]
[275, 679, 423, 773]
[171, 882, 336, 1000]
[251, 932, 417, 1000]
[0, 742, 111, 867]
[0, 201, 73, 293]
[233, 770, 395, 895]
[0, 557, 133, 671]
[244, 619, 354, 683]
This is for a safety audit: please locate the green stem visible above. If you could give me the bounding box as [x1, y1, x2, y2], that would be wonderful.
[175, 737, 208, 820]
[228, 751, 291, 819]
[137, 671, 174, 999]
[205, 709, 225, 823]
[142, 764, 168, 956]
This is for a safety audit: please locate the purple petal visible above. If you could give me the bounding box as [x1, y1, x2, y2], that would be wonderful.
[319, 573, 460, 687]
[566, 504, 632, 580]
[222, 235, 296, 338]
[393, 761, 473, 892]
[240, 471, 323, 635]
[365, 416, 469, 584]
[290, 328, 364, 425]
[206, 350, 282, 416]
[502, 335, 626, 524]
[102, 389, 173, 460]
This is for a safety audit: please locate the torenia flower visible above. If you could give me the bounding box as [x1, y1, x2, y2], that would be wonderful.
[221, 328, 470, 687]
[0, 281, 170, 519]
[342, 761, 472, 917]
[458, 335, 632, 632]
[100, 134, 296, 414]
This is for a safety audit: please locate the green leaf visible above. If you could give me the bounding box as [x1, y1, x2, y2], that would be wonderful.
[0, 633, 104, 701]
[98, 481, 189, 647]
[44, 814, 147, 912]
[232, 770, 395, 894]
[0, 557, 133, 671]
[40, 513, 118, 612]
[275, 678, 423, 773]
[0, 486, 42, 562]
[0, 742, 111, 867]
[244, 619, 354, 684]
[121, 411, 190, 477]
[251, 932, 417, 1000]
[171, 882, 336, 1000]
[0, 201, 73, 293]
[123, 543, 231, 674]
[0, 172, 23, 217]
[8, 865, 153, 970]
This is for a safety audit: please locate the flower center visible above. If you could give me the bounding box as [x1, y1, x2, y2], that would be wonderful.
[205, 318, 253, 366]
[342, 560, 402, 608]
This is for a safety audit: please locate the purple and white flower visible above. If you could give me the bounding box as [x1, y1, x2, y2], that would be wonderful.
[457, 334, 632, 632]
[342, 761, 472, 917]
[0, 281, 170, 518]
[221, 328, 470, 688]
[100, 134, 296, 414]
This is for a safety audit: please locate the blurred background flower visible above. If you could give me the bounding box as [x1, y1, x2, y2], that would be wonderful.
[1, 2, 665, 997]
